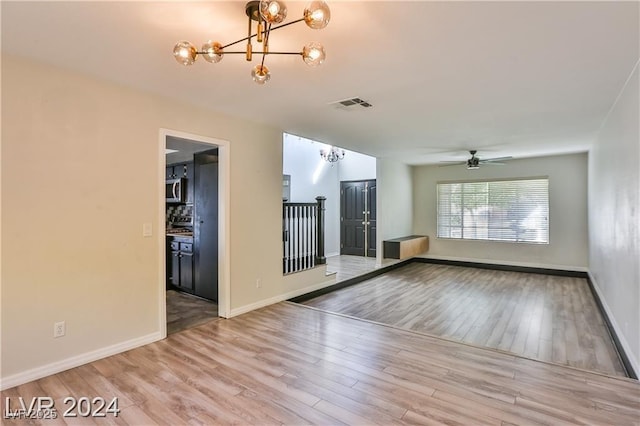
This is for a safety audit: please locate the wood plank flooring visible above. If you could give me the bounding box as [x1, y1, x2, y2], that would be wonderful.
[326, 255, 401, 282]
[166, 289, 218, 335]
[2, 302, 638, 425]
[303, 262, 627, 377]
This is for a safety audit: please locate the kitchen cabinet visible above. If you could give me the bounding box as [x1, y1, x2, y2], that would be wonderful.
[168, 236, 194, 292]
[166, 162, 193, 179]
[166, 162, 194, 204]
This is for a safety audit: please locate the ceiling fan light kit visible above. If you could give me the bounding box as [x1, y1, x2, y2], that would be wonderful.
[173, 0, 330, 84]
[467, 150, 480, 169]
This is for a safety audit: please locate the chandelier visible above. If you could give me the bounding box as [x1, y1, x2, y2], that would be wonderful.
[320, 146, 345, 163]
[173, 1, 330, 85]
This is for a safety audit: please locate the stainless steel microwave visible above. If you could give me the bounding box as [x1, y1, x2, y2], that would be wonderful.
[166, 178, 186, 203]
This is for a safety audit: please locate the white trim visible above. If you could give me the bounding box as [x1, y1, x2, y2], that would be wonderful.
[417, 254, 588, 273]
[159, 129, 232, 322]
[0, 332, 161, 391]
[325, 251, 340, 258]
[588, 272, 640, 378]
[157, 134, 167, 338]
[229, 276, 335, 318]
[218, 139, 232, 319]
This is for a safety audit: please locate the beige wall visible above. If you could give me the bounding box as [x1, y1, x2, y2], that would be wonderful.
[412, 153, 589, 269]
[377, 158, 414, 261]
[589, 63, 639, 375]
[0, 55, 319, 383]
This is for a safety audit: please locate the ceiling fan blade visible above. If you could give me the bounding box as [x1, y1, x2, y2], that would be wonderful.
[481, 162, 506, 165]
[480, 156, 513, 163]
[438, 162, 465, 167]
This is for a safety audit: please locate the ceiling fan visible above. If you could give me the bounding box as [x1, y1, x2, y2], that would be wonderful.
[440, 150, 512, 170]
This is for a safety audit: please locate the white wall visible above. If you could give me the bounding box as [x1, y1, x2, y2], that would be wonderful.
[377, 159, 414, 262]
[0, 55, 331, 386]
[588, 62, 639, 375]
[413, 153, 589, 270]
[338, 150, 376, 182]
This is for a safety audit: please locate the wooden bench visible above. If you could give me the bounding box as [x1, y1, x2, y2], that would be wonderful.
[383, 235, 429, 260]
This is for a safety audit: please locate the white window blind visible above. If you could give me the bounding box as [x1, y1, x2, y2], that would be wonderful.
[437, 178, 549, 243]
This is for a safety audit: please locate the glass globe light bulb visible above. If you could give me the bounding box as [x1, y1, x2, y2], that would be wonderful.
[302, 42, 326, 67]
[304, 1, 330, 29]
[251, 64, 271, 85]
[260, 0, 287, 24]
[202, 41, 224, 63]
[173, 41, 198, 66]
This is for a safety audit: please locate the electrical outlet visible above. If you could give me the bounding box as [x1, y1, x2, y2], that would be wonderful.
[54, 321, 66, 338]
[256, 278, 261, 288]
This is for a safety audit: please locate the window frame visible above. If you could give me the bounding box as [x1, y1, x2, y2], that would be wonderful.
[436, 176, 550, 244]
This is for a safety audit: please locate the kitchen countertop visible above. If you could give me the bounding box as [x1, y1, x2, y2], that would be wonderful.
[166, 231, 193, 238]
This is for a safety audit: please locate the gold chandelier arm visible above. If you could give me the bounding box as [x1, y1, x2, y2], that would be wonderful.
[221, 17, 305, 50]
[197, 51, 302, 56]
[246, 9, 253, 61]
[223, 35, 258, 50]
[259, 23, 272, 70]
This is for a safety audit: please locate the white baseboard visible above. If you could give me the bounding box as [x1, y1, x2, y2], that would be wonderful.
[229, 276, 336, 318]
[326, 252, 340, 258]
[417, 254, 588, 273]
[588, 272, 639, 378]
[0, 332, 162, 391]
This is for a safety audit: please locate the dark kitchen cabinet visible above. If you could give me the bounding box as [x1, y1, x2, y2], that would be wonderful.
[179, 249, 194, 291]
[193, 149, 219, 301]
[166, 162, 194, 204]
[167, 237, 194, 292]
[170, 248, 180, 287]
[166, 162, 193, 179]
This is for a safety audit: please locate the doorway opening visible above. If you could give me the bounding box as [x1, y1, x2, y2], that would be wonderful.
[282, 133, 377, 260]
[159, 129, 230, 338]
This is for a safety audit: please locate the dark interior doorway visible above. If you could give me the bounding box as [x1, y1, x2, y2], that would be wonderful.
[165, 135, 220, 334]
[340, 180, 376, 257]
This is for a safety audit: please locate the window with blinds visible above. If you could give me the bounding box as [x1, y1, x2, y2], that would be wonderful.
[437, 178, 549, 243]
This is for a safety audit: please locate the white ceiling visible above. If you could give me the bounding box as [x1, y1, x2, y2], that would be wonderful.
[2, 1, 638, 165]
[166, 136, 217, 164]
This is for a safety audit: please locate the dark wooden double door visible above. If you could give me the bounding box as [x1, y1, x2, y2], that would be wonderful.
[340, 180, 376, 257]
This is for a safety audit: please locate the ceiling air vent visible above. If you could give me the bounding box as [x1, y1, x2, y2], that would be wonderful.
[330, 97, 373, 110]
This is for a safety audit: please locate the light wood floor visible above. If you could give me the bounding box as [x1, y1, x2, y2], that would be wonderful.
[303, 262, 627, 377]
[166, 289, 218, 335]
[326, 254, 402, 282]
[2, 302, 638, 425]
